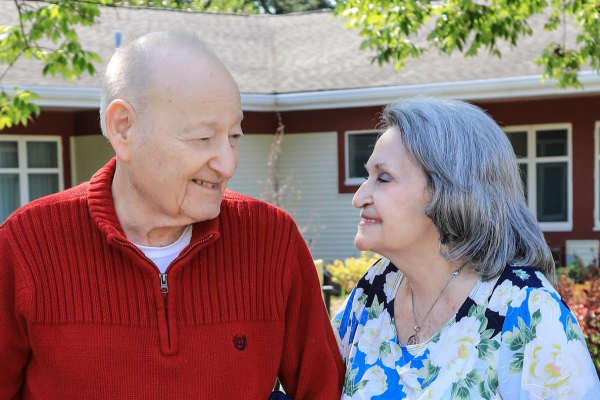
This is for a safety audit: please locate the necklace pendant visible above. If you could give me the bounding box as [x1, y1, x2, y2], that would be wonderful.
[407, 334, 418, 345]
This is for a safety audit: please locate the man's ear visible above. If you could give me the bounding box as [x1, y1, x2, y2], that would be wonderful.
[104, 99, 137, 162]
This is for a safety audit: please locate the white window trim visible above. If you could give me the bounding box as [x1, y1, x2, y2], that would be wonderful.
[594, 122, 600, 231]
[504, 123, 573, 232]
[0, 135, 64, 207]
[344, 130, 379, 186]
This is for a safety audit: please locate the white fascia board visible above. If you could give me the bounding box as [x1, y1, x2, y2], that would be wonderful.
[1, 85, 101, 108]
[244, 71, 600, 111]
[4, 71, 600, 111]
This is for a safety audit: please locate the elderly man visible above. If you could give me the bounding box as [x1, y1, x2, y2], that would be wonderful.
[0, 32, 343, 399]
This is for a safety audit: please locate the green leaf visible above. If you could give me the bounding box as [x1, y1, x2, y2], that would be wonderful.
[464, 370, 482, 388]
[419, 358, 441, 386]
[478, 380, 491, 400]
[379, 341, 391, 358]
[335, 0, 593, 88]
[487, 368, 499, 392]
[509, 351, 524, 373]
[566, 316, 585, 342]
[513, 269, 530, 280]
[368, 295, 385, 319]
[531, 309, 542, 328]
[451, 382, 470, 400]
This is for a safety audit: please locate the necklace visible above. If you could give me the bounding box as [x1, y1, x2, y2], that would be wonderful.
[406, 265, 464, 345]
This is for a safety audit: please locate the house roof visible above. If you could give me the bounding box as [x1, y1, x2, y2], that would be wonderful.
[1, 2, 599, 110]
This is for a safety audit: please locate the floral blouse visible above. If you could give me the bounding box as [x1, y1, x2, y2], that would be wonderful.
[332, 258, 600, 399]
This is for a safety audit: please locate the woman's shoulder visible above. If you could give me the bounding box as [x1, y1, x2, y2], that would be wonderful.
[355, 257, 402, 309]
[333, 257, 400, 326]
[486, 265, 559, 317]
[494, 265, 556, 291]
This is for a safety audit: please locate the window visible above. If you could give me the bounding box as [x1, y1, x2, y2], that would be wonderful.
[344, 131, 379, 186]
[505, 124, 572, 231]
[0, 136, 63, 222]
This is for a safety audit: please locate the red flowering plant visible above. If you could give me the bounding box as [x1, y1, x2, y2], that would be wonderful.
[557, 264, 600, 375]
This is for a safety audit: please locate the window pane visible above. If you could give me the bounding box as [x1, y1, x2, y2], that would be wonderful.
[518, 163, 528, 201]
[0, 174, 20, 222]
[27, 141, 58, 168]
[28, 174, 59, 201]
[506, 131, 527, 158]
[0, 141, 18, 168]
[536, 129, 567, 157]
[536, 162, 567, 222]
[348, 132, 378, 179]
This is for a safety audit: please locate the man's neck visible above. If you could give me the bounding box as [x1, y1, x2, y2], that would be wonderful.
[111, 164, 188, 247]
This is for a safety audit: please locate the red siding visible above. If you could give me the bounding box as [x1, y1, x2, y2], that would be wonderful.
[3, 95, 600, 262]
[478, 96, 600, 258]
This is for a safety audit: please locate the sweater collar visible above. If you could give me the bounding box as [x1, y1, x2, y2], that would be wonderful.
[87, 157, 221, 247]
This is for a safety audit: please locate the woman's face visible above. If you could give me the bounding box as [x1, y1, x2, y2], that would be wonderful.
[352, 127, 439, 258]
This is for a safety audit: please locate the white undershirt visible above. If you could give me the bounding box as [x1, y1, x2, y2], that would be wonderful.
[133, 225, 193, 273]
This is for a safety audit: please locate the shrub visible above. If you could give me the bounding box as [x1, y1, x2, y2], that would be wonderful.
[557, 267, 600, 375]
[325, 251, 380, 296]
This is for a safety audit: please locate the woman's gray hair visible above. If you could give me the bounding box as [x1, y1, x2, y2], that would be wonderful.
[382, 98, 555, 282]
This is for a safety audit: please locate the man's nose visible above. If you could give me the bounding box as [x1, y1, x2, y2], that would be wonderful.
[209, 140, 237, 179]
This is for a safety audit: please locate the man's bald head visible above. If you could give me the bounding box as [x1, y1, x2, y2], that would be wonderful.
[99, 31, 233, 136]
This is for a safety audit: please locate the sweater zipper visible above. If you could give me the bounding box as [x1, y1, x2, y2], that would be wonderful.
[159, 273, 169, 294]
[113, 233, 215, 355]
[156, 233, 214, 354]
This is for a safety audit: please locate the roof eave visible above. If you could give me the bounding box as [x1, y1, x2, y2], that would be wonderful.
[2, 71, 600, 112]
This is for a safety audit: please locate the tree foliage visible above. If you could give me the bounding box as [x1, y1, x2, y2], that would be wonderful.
[0, 0, 333, 129]
[336, 0, 600, 89]
[257, 0, 334, 14]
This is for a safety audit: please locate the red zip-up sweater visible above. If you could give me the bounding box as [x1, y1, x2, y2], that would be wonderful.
[0, 158, 344, 399]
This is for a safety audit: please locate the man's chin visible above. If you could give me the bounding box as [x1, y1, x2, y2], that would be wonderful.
[186, 205, 222, 223]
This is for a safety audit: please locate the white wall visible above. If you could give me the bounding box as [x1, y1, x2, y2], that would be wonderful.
[228, 132, 361, 263]
[70, 131, 361, 263]
[228, 134, 273, 198]
[70, 135, 115, 185]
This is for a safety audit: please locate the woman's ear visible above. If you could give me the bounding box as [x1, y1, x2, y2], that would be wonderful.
[104, 99, 137, 162]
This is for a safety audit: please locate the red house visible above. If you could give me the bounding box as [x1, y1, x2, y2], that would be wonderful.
[1, 3, 599, 264]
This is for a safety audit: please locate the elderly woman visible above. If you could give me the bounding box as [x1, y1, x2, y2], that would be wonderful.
[333, 98, 600, 399]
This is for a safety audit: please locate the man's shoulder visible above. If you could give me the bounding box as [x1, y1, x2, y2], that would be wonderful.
[222, 190, 293, 222]
[2, 182, 89, 227]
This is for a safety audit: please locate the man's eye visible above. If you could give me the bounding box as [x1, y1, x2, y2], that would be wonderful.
[229, 133, 243, 145]
[377, 173, 392, 183]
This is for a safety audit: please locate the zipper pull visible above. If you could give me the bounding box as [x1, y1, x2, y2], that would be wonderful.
[159, 273, 169, 294]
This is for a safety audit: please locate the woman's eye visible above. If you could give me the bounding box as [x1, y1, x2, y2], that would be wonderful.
[377, 173, 392, 183]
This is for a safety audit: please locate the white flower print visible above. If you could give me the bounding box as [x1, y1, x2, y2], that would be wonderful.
[333, 266, 600, 400]
[356, 366, 388, 398]
[488, 279, 527, 316]
[350, 287, 365, 316]
[470, 277, 495, 304]
[428, 316, 481, 381]
[357, 311, 396, 365]
[383, 271, 400, 304]
[364, 264, 380, 284]
[535, 270, 559, 294]
[522, 319, 595, 399]
[380, 340, 402, 369]
[396, 364, 421, 390]
[528, 289, 561, 323]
